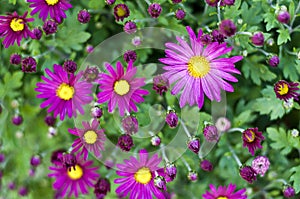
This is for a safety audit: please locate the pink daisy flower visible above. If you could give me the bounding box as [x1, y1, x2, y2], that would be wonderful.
[114, 149, 166, 198]
[96, 61, 149, 117]
[48, 154, 99, 198]
[202, 183, 247, 199]
[27, 0, 72, 23]
[159, 26, 242, 109]
[68, 119, 106, 160]
[242, 127, 265, 156]
[35, 64, 93, 120]
[0, 11, 34, 48]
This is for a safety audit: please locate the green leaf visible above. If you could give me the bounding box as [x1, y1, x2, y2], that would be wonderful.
[289, 0, 295, 20]
[233, 110, 256, 126]
[8, 0, 17, 4]
[263, 12, 279, 31]
[0, 71, 24, 99]
[280, 54, 300, 81]
[267, 127, 293, 155]
[277, 29, 291, 45]
[290, 165, 300, 193]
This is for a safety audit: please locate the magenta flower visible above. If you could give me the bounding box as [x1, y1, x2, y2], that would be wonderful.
[96, 61, 149, 116]
[114, 149, 166, 198]
[274, 80, 299, 102]
[202, 184, 247, 199]
[35, 64, 93, 120]
[160, 26, 242, 109]
[242, 127, 265, 156]
[68, 119, 106, 160]
[251, 156, 270, 177]
[48, 155, 99, 198]
[0, 11, 34, 48]
[27, 0, 72, 24]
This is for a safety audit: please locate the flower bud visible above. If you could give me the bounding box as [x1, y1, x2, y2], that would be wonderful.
[165, 110, 178, 128]
[187, 137, 200, 154]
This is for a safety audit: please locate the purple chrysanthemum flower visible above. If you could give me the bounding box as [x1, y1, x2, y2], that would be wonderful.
[122, 115, 139, 135]
[83, 66, 99, 82]
[242, 127, 265, 156]
[42, 19, 57, 35]
[44, 114, 56, 126]
[10, 53, 22, 65]
[219, 19, 236, 37]
[251, 32, 264, 46]
[0, 153, 5, 163]
[274, 80, 299, 102]
[283, 185, 295, 198]
[12, 114, 23, 125]
[18, 186, 29, 196]
[165, 162, 177, 181]
[30, 155, 41, 167]
[35, 64, 93, 120]
[187, 171, 198, 181]
[77, 9, 90, 24]
[68, 119, 106, 160]
[277, 11, 290, 24]
[50, 149, 66, 165]
[105, 0, 115, 5]
[91, 106, 103, 118]
[222, 0, 235, 6]
[211, 29, 226, 43]
[21, 56, 37, 73]
[96, 61, 149, 116]
[0, 11, 34, 48]
[175, 9, 186, 20]
[239, 165, 257, 183]
[27, 0, 72, 24]
[201, 34, 212, 45]
[200, 159, 213, 172]
[113, 4, 130, 22]
[148, 3, 162, 18]
[151, 135, 161, 146]
[251, 156, 270, 177]
[160, 26, 242, 109]
[205, 0, 220, 7]
[32, 27, 43, 40]
[187, 137, 200, 154]
[202, 184, 247, 199]
[124, 21, 137, 34]
[203, 125, 219, 142]
[152, 74, 169, 95]
[48, 154, 99, 198]
[268, 55, 280, 67]
[165, 110, 178, 128]
[123, 50, 137, 63]
[94, 178, 111, 199]
[63, 60, 77, 74]
[172, 0, 182, 3]
[117, 134, 134, 152]
[114, 149, 166, 198]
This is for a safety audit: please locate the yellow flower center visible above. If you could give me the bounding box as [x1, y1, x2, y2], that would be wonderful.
[114, 80, 130, 96]
[116, 7, 126, 17]
[134, 167, 152, 184]
[84, 130, 97, 144]
[45, 0, 59, 6]
[56, 83, 74, 100]
[67, 165, 83, 180]
[277, 83, 289, 95]
[217, 197, 228, 199]
[187, 56, 211, 78]
[245, 130, 256, 143]
[10, 18, 24, 32]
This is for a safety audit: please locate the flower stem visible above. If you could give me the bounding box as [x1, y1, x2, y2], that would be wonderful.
[160, 144, 169, 162]
[290, 0, 300, 28]
[227, 128, 244, 133]
[217, 1, 222, 23]
[228, 144, 242, 167]
[178, 118, 192, 138]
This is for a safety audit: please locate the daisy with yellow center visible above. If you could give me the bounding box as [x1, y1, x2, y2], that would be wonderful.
[114, 80, 130, 96]
[56, 83, 74, 100]
[67, 165, 83, 180]
[202, 184, 247, 199]
[274, 80, 299, 102]
[134, 167, 152, 184]
[45, 0, 59, 6]
[187, 56, 211, 78]
[10, 18, 24, 32]
[113, 4, 130, 21]
[242, 127, 265, 156]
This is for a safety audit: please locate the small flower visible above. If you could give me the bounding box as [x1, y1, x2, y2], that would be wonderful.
[222, 0, 235, 6]
[151, 135, 161, 146]
[123, 50, 137, 63]
[114, 149, 166, 198]
[8, 182, 16, 190]
[94, 178, 111, 199]
[30, 155, 41, 167]
[10, 53, 21, 65]
[291, 129, 299, 137]
[83, 66, 99, 82]
[113, 4, 130, 22]
[219, 19, 236, 37]
[154, 175, 167, 190]
[50, 149, 65, 165]
[242, 127, 265, 156]
[44, 114, 56, 126]
[96, 61, 149, 116]
[27, 0, 72, 24]
[123, 21, 137, 34]
[165, 162, 177, 181]
[175, 9, 186, 20]
[215, 117, 231, 132]
[48, 126, 57, 137]
[165, 110, 178, 128]
[68, 119, 106, 160]
[77, 9, 90, 24]
[187, 171, 198, 181]
[152, 74, 170, 95]
[48, 154, 100, 198]
[132, 36, 141, 46]
[283, 185, 295, 198]
[239, 165, 257, 183]
[63, 60, 77, 74]
[203, 125, 219, 142]
[187, 137, 200, 154]
[205, 0, 220, 7]
[274, 80, 299, 102]
[21, 56, 37, 73]
[86, 44, 94, 53]
[200, 34, 212, 45]
[121, 115, 139, 135]
[211, 29, 226, 43]
[172, 0, 182, 3]
[202, 183, 247, 199]
[251, 156, 270, 177]
[268, 55, 280, 67]
[12, 114, 23, 125]
[148, 3, 163, 18]
[105, 0, 115, 5]
[117, 134, 134, 152]
[251, 32, 264, 46]
[18, 186, 28, 196]
[0, 11, 34, 48]
[35, 64, 93, 120]
[91, 106, 103, 118]
[42, 19, 57, 35]
[277, 11, 290, 24]
[32, 27, 43, 40]
[200, 159, 213, 172]
[0, 153, 5, 163]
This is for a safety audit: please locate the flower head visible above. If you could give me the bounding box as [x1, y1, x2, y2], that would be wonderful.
[268, 55, 280, 67]
[251, 32, 264, 46]
[114, 149, 166, 198]
[211, 29, 226, 43]
[35, 64, 93, 120]
[10, 53, 21, 65]
[113, 4, 130, 22]
[172, 0, 182, 3]
[205, 0, 220, 7]
[117, 134, 134, 151]
[30, 155, 41, 167]
[215, 117, 231, 132]
[152, 75, 170, 95]
[242, 127, 265, 156]
[148, 3, 162, 18]
[122, 115, 139, 135]
[96, 61, 149, 116]
[12, 114, 23, 125]
[27, 0, 72, 23]
[251, 156, 270, 177]
[68, 119, 106, 160]
[94, 178, 111, 199]
[44, 114, 56, 126]
[124, 21, 137, 34]
[21, 56, 37, 73]
[239, 165, 257, 183]
[160, 26, 242, 109]
[83, 66, 99, 82]
[187, 137, 200, 154]
[200, 159, 213, 172]
[165, 162, 177, 181]
[187, 171, 198, 181]
[274, 80, 299, 102]
[202, 183, 247, 199]
[0, 11, 34, 48]
[165, 110, 178, 128]
[48, 154, 99, 198]
[222, 0, 235, 6]
[277, 11, 290, 24]
[77, 9, 90, 24]
[63, 60, 77, 74]
[105, 0, 115, 5]
[219, 19, 236, 37]
[203, 125, 219, 142]
[175, 9, 186, 20]
[123, 50, 137, 63]
[283, 185, 295, 198]
[42, 19, 57, 35]
[151, 135, 161, 146]
[32, 27, 43, 40]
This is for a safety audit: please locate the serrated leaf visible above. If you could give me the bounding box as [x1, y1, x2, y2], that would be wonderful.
[277, 29, 291, 45]
[290, 165, 300, 193]
[263, 12, 279, 31]
[267, 127, 293, 155]
[8, 0, 16, 4]
[233, 110, 256, 126]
